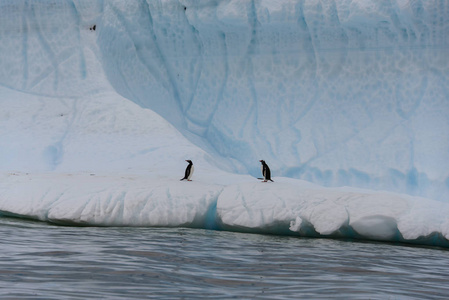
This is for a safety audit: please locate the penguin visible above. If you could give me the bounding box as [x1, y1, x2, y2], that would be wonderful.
[259, 160, 273, 182]
[180, 160, 194, 181]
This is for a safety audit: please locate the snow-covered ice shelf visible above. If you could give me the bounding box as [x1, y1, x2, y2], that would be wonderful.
[1, 172, 448, 248]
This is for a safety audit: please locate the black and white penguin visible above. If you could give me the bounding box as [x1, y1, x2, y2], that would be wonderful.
[180, 160, 194, 181]
[259, 160, 273, 182]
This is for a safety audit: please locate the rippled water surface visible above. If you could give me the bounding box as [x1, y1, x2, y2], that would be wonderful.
[1, 217, 448, 299]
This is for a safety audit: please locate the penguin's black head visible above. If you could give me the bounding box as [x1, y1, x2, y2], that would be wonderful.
[186, 160, 192, 164]
[259, 160, 265, 164]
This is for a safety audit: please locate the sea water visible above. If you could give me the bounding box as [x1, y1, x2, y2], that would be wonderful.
[1, 216, 448, 299]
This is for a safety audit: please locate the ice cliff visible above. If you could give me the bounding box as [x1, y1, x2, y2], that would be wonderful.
[97, 0, 449, 200]
[2, 0, 447, 200]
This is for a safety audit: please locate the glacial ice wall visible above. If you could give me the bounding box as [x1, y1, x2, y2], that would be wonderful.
[0, 0, 448, 201]
[97, 0, 449, 200]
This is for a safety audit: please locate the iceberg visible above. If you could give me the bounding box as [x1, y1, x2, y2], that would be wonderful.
[0, 0, 448, 247]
